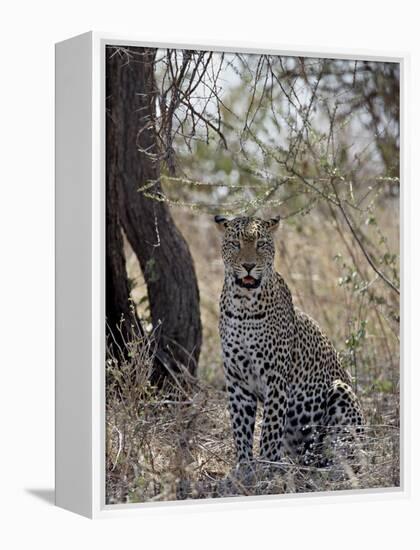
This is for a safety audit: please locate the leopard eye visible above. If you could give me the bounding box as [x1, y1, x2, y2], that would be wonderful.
[230, 240, 241, 249]
[256, 240, 266, 249]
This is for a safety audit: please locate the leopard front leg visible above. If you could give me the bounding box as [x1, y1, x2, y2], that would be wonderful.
[225, 372, 258, 463]
[260, 373, 288, 463]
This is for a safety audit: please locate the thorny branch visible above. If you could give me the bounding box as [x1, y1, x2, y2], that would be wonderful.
[114, 47, 399, 295]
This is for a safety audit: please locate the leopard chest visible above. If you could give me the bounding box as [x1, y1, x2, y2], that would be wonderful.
[220, 308, 277, 400]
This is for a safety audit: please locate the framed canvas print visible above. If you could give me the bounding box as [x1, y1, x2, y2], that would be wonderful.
[55, 32, 407, 518]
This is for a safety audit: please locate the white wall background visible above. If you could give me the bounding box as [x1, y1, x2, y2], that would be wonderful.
[0, 0, 418, 547]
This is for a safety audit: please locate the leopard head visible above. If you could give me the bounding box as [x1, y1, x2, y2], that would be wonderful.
[215, 215, 280, 290]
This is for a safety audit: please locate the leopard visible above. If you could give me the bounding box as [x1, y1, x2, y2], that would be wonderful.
[215, 214, 364, 466]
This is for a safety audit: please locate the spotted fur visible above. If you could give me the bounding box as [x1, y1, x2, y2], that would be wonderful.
[215, 215, 364, 464]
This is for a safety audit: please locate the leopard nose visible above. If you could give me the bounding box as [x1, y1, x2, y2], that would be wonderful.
[242, 262, 256, 273]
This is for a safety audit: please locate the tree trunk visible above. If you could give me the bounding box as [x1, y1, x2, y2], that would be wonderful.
[106, 99, 139, 354]
[105, 46, 202, 381]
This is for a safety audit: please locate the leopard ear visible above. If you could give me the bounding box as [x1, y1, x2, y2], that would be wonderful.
[266, 215, 280, 232]
[214, 215, 230, 231]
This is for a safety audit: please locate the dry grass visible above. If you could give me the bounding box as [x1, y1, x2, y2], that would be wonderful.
[106, 331, 399, 504]
[107, 204, 400, 505]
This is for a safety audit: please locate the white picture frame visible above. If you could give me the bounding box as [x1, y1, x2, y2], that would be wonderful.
[55, 31, 409, 519]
